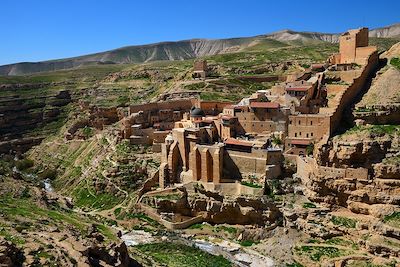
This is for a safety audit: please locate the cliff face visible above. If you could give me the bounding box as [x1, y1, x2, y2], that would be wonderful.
[369, 23, 400, 38]
[302, 126, 400, 214]
[0, 88, 71, 154]
[317, 130, 398, 169]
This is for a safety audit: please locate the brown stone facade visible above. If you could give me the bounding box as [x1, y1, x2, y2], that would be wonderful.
[329, 27, 377, 65]
[192, 60, 208, 80]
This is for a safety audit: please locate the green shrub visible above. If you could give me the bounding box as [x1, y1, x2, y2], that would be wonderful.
[240, 181, 262, 188]
[303, 202, 317, 209]
[240, 240, 256, 247]
[15, 159, 34, 170]
[114, 207, 122, 217]
[188, 223, 204, 230]
[390, 57, 400, 70]
[82, 126, 94, 139]
[286, 262, 304, 267]
[331, 216, 357, 228]
[295, 245, 351, 262]
[306, 143, 314, 156]
[39, 168, 57, 180]
[384, 212, 400, 228]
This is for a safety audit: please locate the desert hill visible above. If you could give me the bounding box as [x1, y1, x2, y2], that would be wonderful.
[0, 23, 399, 76]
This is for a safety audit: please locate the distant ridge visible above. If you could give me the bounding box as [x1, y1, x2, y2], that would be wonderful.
[1, 23, 399, 76]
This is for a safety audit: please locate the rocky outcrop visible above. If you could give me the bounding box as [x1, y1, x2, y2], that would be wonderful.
[0, 239, 25, 267]
[82, 242, 142, 267]
[153, 188, 281, 226]
[317, 128, 399, 170]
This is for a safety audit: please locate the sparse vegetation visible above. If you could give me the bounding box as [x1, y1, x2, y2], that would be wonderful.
[384, 212, 400, 228]
[240, 181, 262, 188]
[72, 186, 123, 210]
[331, 216, 357, 228]
[295, 245, 350, 261]
[240, 240, 257, 247]
[303, 202, 316, 209]
[135, 242, 232, 267]
[390, 57, 400, 70]
[340, 124, 400, 137]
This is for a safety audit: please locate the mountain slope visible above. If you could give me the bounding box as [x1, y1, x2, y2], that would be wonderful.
[1, 23, 399, 76]
[370, 23, 400, 38]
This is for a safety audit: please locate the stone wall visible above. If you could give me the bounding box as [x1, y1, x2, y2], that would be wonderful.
[129, 99, 195, 115]
[297, 157, 368, 181]
[137, 203, 204, 230]
[196, 100, 233, 116]
[329, 51, 379, 133]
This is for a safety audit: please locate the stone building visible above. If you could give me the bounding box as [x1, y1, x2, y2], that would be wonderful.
[159, 105, 283, 195]
[286, 27, 379, 156]
[120, 99, 233, 150]
[192, 60, 208, 80]
[329, 28, 377, 65]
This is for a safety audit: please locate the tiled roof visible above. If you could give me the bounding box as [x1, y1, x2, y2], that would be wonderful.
[224, 138, 253, 147]
[249, 102, 280, 109]
[221, 115, 235, 120]
[290, 139, 312, 146]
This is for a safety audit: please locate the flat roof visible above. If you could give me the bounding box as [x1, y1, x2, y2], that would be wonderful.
[249, 102, 280, 109]
[285, 87, 310, 92]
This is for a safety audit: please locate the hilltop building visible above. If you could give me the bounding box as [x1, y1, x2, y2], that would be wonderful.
[329, 28, 377, 65]
[192, 60, 208, 80]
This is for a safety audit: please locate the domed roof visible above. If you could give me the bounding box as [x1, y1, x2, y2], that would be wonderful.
[190, 107, 205, 118]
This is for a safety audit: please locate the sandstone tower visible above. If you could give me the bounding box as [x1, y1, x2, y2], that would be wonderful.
[192, 60, 207, 80]
[329, 27, 377, 65]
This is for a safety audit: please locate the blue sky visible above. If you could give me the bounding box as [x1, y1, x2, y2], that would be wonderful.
[1, 0, 399, 65]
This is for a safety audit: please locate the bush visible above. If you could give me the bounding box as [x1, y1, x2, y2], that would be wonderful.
[331, 216, 356, 228]
[38, 169, 57, 180]
[82, 126, 94, 139]
[15, 159, 34, 171]
[390, 57, 400, 70]
[240, 240, 256, 247]
[240, 181, 262, 188]
[303, 202, 317, 209]
[306, 143, 314, 156]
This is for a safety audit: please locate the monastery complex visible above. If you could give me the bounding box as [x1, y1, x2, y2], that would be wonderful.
[120, 28, 379, 196]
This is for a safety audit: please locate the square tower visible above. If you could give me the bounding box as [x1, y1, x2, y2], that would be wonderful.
[339, 28, 369, 64]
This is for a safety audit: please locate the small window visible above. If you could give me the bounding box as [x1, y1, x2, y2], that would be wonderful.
[289, 120, 292, 125]
[310, 121, 313, 126]
[299, 120, 301, 125]
[311, 133, 314, 137]
[306, 133, 309, 138]
[299, 132, 302, 136]
[295, 133, 297, 137]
